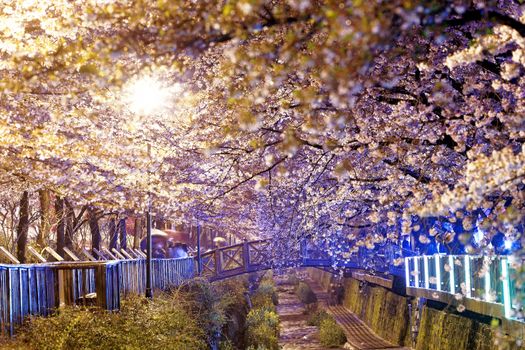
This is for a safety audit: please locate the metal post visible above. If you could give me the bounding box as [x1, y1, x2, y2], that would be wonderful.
[145, 211, 153, 298]
[197, 225, 202, 275]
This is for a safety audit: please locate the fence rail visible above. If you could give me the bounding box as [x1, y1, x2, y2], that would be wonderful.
[405, 255, 519, 321]
[0, 258, 194, 336]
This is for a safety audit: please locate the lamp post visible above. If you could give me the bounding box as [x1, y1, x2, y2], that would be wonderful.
[145, 143, 153, 298]
[145, 208, 153, 298]
[122, 74, 175, 299]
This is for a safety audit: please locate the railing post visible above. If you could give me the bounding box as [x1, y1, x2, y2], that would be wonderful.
[95, 264, 108, 309]
[57, 269, 66, 308]
[214, 249, 222, 276]
[197, 225, 202, 275]
[145, 211, 153, 299]
[7, 267, 13, 336]
[300, 239, 307, 265]
[242, 241, 250, 272]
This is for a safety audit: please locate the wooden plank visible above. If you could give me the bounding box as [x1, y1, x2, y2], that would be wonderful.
[92, 248, 106, 260]
[111, 248, 126, 260]
[134, 249, 147, 258]
[43, 247, 64, 262]
[102, 248, 117, 260]
[81, 249, 97, 262]
[120, 249, 134, 259]
[27, 247, 46, 263]
[95, 265, 107, 309]
[63, 247, 80, 261]
[0, 247, 20, 264]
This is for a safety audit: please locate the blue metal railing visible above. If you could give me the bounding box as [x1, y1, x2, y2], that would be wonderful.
[0, 257, 195, 336]
[405, 255, 516, 320]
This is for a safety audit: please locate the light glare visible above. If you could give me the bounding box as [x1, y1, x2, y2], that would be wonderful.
[125, 76, 178, 116]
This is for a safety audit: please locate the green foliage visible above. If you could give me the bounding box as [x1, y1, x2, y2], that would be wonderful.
[295, 281, 317, 305]
[246, 346, 272, 350]
[182, 277, 248, 345]
[9, 295, 207, 350]
[307, 309, 331, 327]
[219, 338, 235, 350]
[245, 307, 280, 350]
[251, 279, 278, 309]
[215, 278, 250, 348]
[319, 318, 347, 348]
[244, 276, 280, 350]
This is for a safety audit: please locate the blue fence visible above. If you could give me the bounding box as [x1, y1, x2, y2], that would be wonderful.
[0, 258, 195, 336]
[405, 255, 518, 321]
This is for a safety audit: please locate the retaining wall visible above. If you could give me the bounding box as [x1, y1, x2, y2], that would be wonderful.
[307, 268, 500, 349]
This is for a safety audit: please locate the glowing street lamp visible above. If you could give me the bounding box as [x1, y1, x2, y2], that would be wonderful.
[125, 76, 175, 116]
[123, 75, 175, 299]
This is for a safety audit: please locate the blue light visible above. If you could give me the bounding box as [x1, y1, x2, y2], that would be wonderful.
[464, 256, 471, 298]
[435, 255, 441, 291]
[484, 263, 491, 301]
[405, 257, 410, 288]
[424, 256, 429, 289]
[414, 257, 420, 288]
[502, 258, 512, 318]
[449, 255, 455, 294]
[474, 228, 484, 243]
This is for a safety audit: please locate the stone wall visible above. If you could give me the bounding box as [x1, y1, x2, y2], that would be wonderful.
[342, 275, 411, 345]
[415, 306, 495, 350]
[307, 268, 498, 349]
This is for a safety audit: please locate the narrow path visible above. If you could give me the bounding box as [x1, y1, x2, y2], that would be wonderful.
[275, 277, 344, 350]
[307, 278, 411, 350]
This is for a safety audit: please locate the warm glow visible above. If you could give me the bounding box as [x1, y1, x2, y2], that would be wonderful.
[124, 76, 179, 116]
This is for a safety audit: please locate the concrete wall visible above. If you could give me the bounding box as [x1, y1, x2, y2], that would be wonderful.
[308, 268, 499, 349]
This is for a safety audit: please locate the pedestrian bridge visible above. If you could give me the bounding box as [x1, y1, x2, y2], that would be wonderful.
[197, 238, 404, 281]
[0, 240, 523, 337]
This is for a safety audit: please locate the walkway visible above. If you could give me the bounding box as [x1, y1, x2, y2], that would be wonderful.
[275, 278, 344, 350]
[307, 278, 411, 350]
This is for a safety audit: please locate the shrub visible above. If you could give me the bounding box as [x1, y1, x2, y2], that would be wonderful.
[216, 278, 250, 348]
[245, 276, 280, 350]
[181, 277, 228, 343]
[319, 318, 347, 348]
[307, 309, 331, 327]
[10, 295, 208, 350]
[252, 280, 278, 309]
[219, 339, 235, 350]
[295, 281, 317, 305]
[245, 307, 280, 350]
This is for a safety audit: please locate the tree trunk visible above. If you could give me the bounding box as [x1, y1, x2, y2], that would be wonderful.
[133, 217, 142, 249]
[118, 218, 127, 250]
[55, 197, 66, 257]
[37, 189, 51, 248]
[65, 201, 75, 250]
[88, 206, 101, 257]
[16, 191, 30, 263]
[108, 217, 118, 250]
[154, 218, 166, 230]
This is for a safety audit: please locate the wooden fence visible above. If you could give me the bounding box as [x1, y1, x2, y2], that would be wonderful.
[0, 258, 195, 336]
